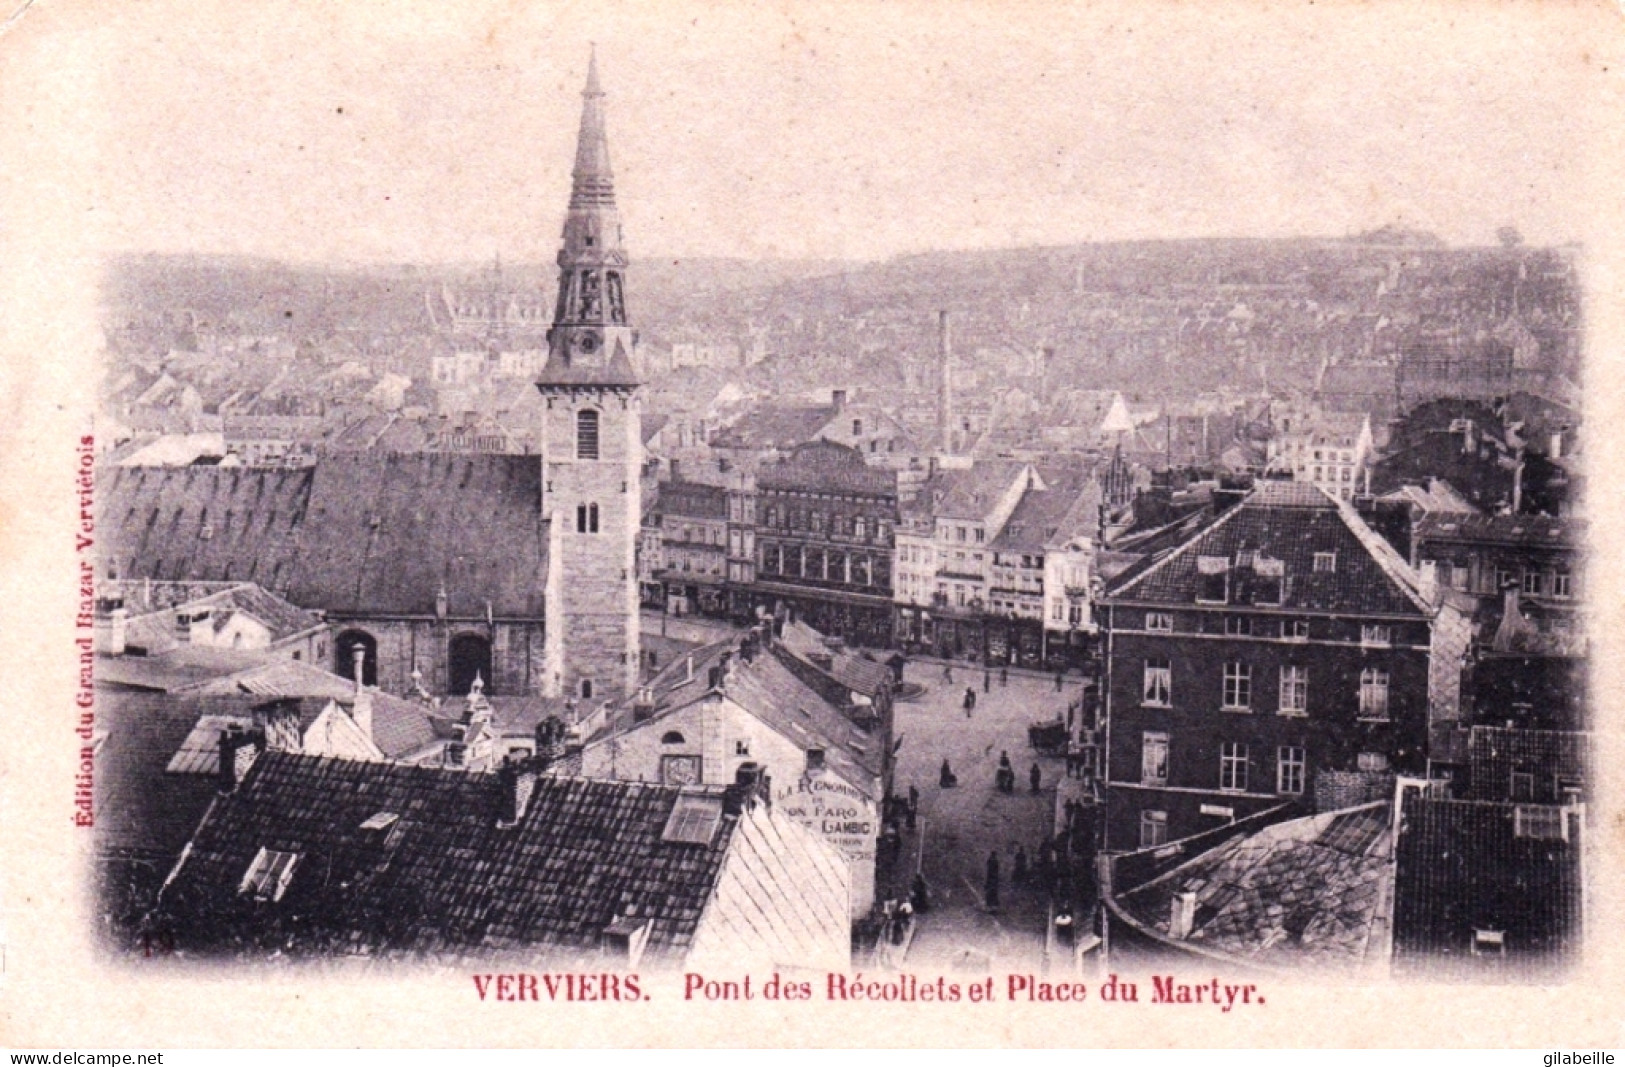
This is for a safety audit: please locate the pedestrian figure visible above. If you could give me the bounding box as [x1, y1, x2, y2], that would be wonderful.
[1000, 666, 1008, 687]
[943, 664, 954, 684]
[1013, 845, 1029, 887]
[905, 805, 917, 831]
[983, 668, 991, 693]
[1055, 670, 1065, 693]
[911, 872, 932, 914]
[999, 750, 1012, 771]
[940, 759, 957, 789]
[985, 851, 1001, 911]
[1030, 762, 1042, 794]
[908, 784, 920, 815]
[964, 687, 977, 716]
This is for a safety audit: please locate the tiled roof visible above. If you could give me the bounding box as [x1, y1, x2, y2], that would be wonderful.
[1118, 803, 1394, 970]
[108, 581, 323, 656]
[713, 404, 835, 450]
[933, 460, 1029, 522]
[101, 454, 550, 619]
[777, 620, 893, 697]
[1106, 482, 1430, 616]
[757, 440, 895, 496]
[1378, 480, 1479, 516]
[1414, 512, 1582, 549]
[990, 468, 1098, 553]
[185, 659, 364, 700]
[100, 466, 314, 589]
[94, 690, 274, 859]
[1392, 790, 1582, 975]
[288, 453, 546, 617]
[605, 635, 883, 798]
[1464, 727, 1590, 802]
[154, 753, 737, 961]
[654, 480, 728, 521]
[347, 691, 446, 760]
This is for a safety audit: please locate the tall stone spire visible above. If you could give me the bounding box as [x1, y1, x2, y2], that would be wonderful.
[539, 46, 638, 386]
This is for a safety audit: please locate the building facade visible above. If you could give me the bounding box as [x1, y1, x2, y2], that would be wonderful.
[1099, 481, 1466, 849]
[750, 440, 898, 646]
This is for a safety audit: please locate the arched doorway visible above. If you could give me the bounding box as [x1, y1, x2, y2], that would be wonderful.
[335, 630, 378, 687]
[448, 632, 493, 696]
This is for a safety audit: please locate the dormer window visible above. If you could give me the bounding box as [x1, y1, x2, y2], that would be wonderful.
[1196, 556, 1229, 604]
[1313, 552, 1336, 574]
[1471, 929, 1506, 957]
[239, 847, 300, 902]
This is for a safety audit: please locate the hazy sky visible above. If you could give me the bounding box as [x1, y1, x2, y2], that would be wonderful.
[18, 0, 1624, 264]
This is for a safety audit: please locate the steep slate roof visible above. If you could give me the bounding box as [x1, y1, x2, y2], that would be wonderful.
[1392, 791, 1583, 975]
[154, 753, 738, 962]
[1106, 481, 1431, 616]
[990, 468, 1097, 553]
[778, 620, 893, 697]
[1118, 803, 1394, 970]
[101, 466, 314, 588]
[933, 460, 1029, 522]
[101, 454, 548, 618]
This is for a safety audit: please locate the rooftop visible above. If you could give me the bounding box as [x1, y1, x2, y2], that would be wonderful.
[153, 752, 741, 962]
[1106, 482, 1431, 616]
[1117, 803, 1394, 971]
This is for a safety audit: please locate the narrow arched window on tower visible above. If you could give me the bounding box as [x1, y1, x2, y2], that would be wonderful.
[580, 678, 594, 700]
[577, 408, 600, 459]
[576, 502, 600, 534]
[589, 502, 600, 533]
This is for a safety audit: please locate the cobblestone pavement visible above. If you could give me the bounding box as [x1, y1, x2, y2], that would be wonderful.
[881, 659, 1077, 969]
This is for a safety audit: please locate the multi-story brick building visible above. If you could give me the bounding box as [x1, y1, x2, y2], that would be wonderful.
[750, 440, 897, 646]
[1098, 480, 1469, 849]
[646, 479, 730, 616]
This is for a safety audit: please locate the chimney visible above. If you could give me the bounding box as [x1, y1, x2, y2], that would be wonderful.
[670, 458, 682, 482]
[832, 388, 847, 410]
[497, 757, 539, 827]
[1549, 430, 1563, 460]
[344, 646, 374, 740]
[1511, 460, 1524, 514]
[685, 654, 695, 683]
[1493, 586, 1531, 652]
[937, 310, 954, 453]
[602, 912, 653, 969]
[217, 726, 265, 794]
[724, 761, 771, 815]
[632, 686, 656, 722]
[1169, 891, 1198, 940]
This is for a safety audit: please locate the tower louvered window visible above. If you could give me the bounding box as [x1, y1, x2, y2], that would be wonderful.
[577, 409, 600, 459]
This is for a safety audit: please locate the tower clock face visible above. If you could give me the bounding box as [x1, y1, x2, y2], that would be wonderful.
[577, 333, 599, 354]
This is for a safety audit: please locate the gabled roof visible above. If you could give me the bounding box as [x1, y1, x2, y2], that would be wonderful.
[990, 468, 1098, 553]
[1117, 803, 1394, 970]
[933, 459, 1029, 522]
[1107, 481, 1430, 616]
[153, 753, 739, 962]
[110, 581, 323, 656]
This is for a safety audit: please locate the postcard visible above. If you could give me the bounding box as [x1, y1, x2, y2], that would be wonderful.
[1, 0, 1621, 1048]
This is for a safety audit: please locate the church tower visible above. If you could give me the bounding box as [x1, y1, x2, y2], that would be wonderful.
[537, 49, 641, 703]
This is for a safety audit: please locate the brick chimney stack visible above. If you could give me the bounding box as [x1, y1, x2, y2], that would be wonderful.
[350, 646, 373, 741]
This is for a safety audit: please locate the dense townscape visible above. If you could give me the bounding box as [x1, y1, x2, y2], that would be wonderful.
[93, 56, 1587, 980]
